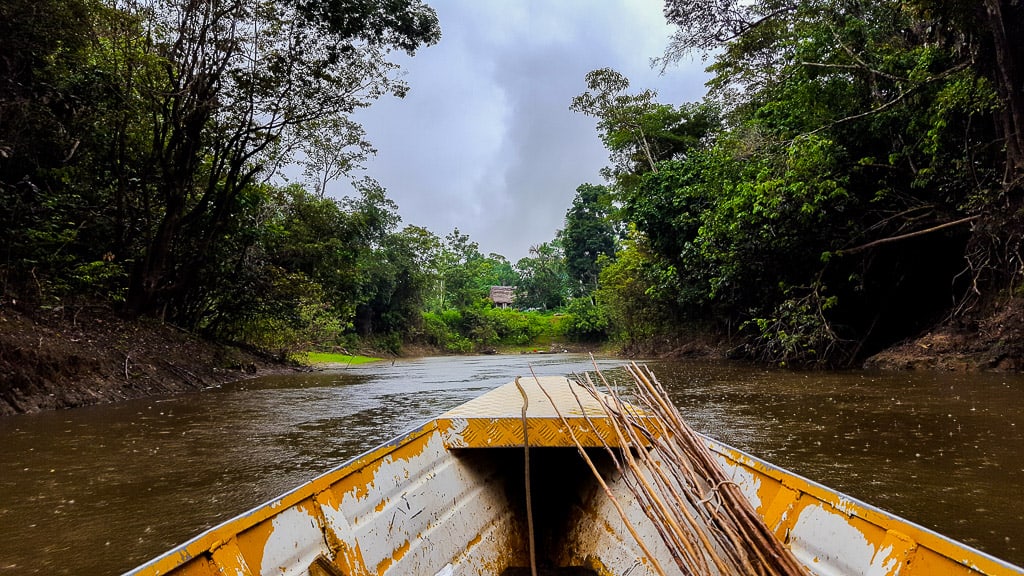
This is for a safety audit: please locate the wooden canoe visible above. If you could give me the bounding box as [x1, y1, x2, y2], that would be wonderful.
[123, 377, 1023, 576]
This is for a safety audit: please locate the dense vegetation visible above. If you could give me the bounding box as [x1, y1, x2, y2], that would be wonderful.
[0, 0, 573, 357]
[3, 0, 1022, 367]
[572, 0, 1024, 366]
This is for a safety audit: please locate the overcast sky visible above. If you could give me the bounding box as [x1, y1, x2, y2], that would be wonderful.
[340, 0, 710, 262]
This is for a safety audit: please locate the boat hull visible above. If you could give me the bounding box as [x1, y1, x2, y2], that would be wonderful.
[124, 377, 1023, 576]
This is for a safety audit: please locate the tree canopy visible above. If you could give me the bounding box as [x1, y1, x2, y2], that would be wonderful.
[564, 0, 1024, 364]
[0, 0, 444, 352]
[562, 184, 617, 296]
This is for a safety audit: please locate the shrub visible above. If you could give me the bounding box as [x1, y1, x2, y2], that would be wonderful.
[565, 297, 608, 341]
[421, 311, 473, 352]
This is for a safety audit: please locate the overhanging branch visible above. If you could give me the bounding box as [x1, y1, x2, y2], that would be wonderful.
[838, 215, 979, 255]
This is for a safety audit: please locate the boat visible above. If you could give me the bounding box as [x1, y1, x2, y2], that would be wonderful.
[124, 375, 1023, 576]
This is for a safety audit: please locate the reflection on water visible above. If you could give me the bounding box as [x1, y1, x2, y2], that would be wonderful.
[0, 354, 1022, 575]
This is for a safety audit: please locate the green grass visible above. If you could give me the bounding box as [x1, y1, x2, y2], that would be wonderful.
[299, 351, 381, 365]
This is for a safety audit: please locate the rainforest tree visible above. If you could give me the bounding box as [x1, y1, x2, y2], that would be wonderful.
[120, 0, 440, 322]
[0, 0, 443, 355]
[515, 242, 570, 311]
[660, 0, 1022, 303]
[662, 0, 1020, 363]
[571, 0, 1023, 364]
[562, 183, 617, 296]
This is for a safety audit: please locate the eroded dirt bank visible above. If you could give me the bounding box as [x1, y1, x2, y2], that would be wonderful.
[0, 306, 284, 416]
[864, 297, 1024, 371]
[634, 297, 1024, 372]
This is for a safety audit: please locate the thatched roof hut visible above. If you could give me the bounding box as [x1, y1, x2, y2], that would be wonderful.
[488, 286, 515, 309]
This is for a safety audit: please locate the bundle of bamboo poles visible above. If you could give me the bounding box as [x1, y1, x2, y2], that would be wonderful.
[532, 361, 807, 576]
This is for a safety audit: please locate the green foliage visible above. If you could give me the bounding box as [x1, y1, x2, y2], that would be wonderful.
[2, 0, 607, 359]
[69, 260, 127, 303]
[90, 0, 438, 319]
[594, 232, 678, 344]
[425, 228, 490, 312]
[514, 242, 570, 310]
[481, 307, 550, 346]
[572, 70, 721, 186]
[740, 286, 843, 367]
[564, 0, 1024, 365]
[0, 0, 158, 305]
[562, 184, 617, 296]
[564, 297, 609, 341]
[354, 225, 435, 338]
[421, 311, 473, 353]
[418, 304, 564, 352]
[214, 266, 344, 357]
[475, 254, 519, 291]
[0, 0, 447, 356]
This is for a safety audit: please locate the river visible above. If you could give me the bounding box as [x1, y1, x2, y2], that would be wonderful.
[0, 354, 1022, 574]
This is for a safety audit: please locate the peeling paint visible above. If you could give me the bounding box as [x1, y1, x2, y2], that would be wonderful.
[373, 539, 409, 575]
[715, 453, 763, 511]
[789, 504, 884, 575]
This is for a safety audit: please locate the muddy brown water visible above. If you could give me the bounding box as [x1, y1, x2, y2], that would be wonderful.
[1, 354, 1022, 575]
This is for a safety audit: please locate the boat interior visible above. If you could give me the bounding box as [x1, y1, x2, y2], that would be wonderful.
[457, 446, 623, 575]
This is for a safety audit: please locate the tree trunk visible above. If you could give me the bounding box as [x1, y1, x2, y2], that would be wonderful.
[125, 193, 184, 317]
[983, 0, 1024, 187]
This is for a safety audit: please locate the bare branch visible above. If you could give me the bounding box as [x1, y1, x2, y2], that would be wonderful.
[806, 61, 971, 136]
[839, 216, 979, 255]
[829, 26, 908, 83]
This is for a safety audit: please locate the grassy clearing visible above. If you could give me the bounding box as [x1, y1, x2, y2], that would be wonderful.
[299, 351, 381, 365]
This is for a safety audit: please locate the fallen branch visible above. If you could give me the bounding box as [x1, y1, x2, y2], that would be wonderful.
[838, 215, 979, 255]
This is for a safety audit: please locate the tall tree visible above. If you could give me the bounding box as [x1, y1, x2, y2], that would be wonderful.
[476, 254, 519, 290]
[122, 0, 440, 322]
[571, 68, 661, 174]
[428, 228, 486, 311]
[562, 184, 617, 296]
[661, 0, 1023, 306]
[354, 225, 436, 339]
[571, 68, 721, 190]
[594, 229, 678, 345]
[300, 117, 376, 198]
[514, 242, 569, 310]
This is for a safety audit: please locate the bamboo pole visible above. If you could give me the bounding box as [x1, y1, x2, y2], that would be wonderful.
[513, 377, 538, 576]
[551, 362, 807, 576]
[528, 367, 670, 576]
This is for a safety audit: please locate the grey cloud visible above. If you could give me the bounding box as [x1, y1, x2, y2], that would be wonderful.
[344, 0, 709, 261]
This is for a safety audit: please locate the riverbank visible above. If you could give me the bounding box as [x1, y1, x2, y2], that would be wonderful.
[864, 296, 1024, 371]
[622, 297, 1024, 372]
[4, 296, 1021, 416]
[0, 306, 288, 416]
[0, 303, 601, 416]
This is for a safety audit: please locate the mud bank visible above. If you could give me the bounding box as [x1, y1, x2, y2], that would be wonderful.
[865, 297, 1024, 371]
[0, 306, 286, 416]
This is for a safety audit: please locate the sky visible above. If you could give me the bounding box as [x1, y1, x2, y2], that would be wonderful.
[339, 0, 711, 262]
